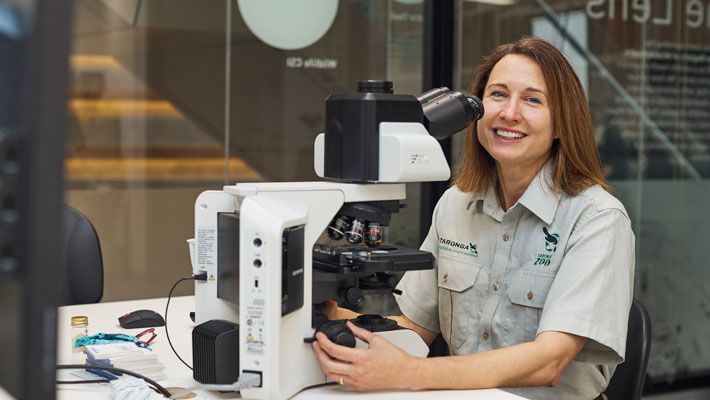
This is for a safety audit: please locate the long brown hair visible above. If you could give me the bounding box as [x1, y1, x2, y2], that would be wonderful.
[454, 37, 609, 195]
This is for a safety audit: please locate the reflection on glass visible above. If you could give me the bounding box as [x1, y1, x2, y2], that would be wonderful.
[66, 0, 424, 305]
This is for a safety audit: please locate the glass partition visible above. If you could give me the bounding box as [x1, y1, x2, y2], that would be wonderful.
[66, 0, 424, 301]
[454, 0, 710, 389]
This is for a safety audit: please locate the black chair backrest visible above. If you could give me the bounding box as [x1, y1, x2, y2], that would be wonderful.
[60, 205, 103, 305]
[604, 298, 652, 400]
[427, 334, 450, 357]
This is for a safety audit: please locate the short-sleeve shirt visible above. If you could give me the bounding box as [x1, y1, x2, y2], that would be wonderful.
[395, 163, 635, 400]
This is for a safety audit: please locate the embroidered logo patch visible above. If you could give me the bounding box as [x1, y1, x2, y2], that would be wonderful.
[438, 237, 478, 258]
[543, 227, 560, 253]
[534, 227, 559, 266]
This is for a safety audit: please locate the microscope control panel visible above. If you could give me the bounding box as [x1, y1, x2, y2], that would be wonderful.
[243, 229, 267, 361]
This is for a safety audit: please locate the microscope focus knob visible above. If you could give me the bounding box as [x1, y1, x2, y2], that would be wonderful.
[343, 286, 362, 306]
[317, 321, 356, 348]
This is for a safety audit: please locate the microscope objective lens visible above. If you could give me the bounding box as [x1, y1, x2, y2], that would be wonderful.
[364, 223, 382, 248]
[345, 218, 365, 244]
[327, 215, 349, 241]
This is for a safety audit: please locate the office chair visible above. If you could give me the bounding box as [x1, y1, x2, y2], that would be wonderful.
[604, 298, 652, 400]
[427, 334, 450, 357]
[59, 204, 104, 305]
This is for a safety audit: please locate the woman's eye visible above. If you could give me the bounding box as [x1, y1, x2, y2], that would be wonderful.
[527, 96, 542, 104]
[490, 90, 505, 98]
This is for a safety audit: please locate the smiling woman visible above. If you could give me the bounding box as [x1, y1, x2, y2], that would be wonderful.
[456, 37, 608, 202]
[476, 54, 555, 205]
[314, 37, 635, 400]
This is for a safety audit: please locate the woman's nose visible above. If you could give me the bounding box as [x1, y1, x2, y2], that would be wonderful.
[500, 98, 521, 122]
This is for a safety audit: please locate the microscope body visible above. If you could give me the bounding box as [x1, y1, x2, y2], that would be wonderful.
[193, 182, 431, 399]
[189, 81, 483, 399]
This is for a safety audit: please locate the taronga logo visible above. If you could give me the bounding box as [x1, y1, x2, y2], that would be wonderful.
[543, 227, 560, 253]
[439, 237, 478, 257]
[469, 243, 478, 255]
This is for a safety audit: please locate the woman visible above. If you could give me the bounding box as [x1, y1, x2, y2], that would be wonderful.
[313, 37, 634, 400]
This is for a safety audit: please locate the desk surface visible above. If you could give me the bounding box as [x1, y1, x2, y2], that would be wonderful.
[56, 297, 525, 400]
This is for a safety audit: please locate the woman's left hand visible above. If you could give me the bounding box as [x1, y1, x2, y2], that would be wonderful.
[312, 321, 419, 391]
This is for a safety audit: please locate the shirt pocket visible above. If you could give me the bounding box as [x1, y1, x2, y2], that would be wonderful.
[507, 270, 556, 342]
[437, 255, 481, 351]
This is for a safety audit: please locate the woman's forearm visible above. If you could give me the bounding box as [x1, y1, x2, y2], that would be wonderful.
[405, 331, 587, 391]
[386, 314, 439, 345]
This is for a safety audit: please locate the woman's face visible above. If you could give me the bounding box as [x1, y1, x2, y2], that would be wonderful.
[477, 54, 556, 174]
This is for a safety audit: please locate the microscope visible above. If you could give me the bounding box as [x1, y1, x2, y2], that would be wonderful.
[188, 80, 483, 399]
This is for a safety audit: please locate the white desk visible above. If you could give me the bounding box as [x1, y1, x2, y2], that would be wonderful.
[56, 297, 525, 400]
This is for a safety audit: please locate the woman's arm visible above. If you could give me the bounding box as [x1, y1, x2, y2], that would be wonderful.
[312, 321, 587, 391]
[385, 314, 439, 346]
[408, 330, 587, 390]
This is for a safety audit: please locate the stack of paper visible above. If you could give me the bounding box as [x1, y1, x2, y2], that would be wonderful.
[83, 343, 166, 381]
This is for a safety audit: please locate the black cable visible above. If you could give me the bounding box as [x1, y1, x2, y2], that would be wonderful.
[165, 274, 204, 370]
[57, 364, 171, 398]
[57, 379, 110, 384]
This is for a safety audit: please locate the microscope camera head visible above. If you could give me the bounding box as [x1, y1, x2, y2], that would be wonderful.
[313, 80, 483, 184]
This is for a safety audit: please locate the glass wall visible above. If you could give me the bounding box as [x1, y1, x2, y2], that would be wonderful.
[65, 0, 424, 301]
[454, 0, 710, 389]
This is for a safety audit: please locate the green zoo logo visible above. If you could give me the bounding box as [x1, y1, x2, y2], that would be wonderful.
[534, 256, 551, 266]
[534, 227, 559, 267]
[543, 227, 559, 253]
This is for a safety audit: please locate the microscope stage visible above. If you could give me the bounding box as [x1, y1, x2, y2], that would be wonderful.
[312, 243, 434, 275]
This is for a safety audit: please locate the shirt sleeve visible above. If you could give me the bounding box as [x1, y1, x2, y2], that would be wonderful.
[394, 196, 444, 333]
[537, 208, 635, 365]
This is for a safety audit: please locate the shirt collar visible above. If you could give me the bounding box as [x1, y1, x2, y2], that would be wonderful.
[517, 161, 560, 225]
[469, 185, 504, 222]
[469, 162, 560, 225]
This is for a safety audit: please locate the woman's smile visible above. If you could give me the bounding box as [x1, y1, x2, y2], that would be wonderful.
[492, 127, 527, 141]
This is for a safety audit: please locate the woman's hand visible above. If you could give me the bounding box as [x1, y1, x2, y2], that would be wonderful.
[312, 321, 420, 391]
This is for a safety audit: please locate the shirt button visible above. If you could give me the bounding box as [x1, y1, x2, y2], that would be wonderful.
[493, 283, 500, 291]
[502, 233, 510, 241]
[482, 332, 489, 340]
[527, 291, 533, 300]
[443, 274, 448, 283]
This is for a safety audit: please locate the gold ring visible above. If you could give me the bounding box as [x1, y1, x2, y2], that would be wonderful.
[339, 375, 344, 385]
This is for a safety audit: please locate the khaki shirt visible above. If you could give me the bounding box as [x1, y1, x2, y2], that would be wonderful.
[396, 164, 635, 400]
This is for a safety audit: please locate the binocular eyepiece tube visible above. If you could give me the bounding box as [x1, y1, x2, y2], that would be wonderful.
[418, 87, 484, 140]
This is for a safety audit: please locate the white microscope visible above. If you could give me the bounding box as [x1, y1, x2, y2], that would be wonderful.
[188, 80, 483, 399]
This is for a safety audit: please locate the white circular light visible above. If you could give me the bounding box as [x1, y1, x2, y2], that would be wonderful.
[237, 0, 339, 50]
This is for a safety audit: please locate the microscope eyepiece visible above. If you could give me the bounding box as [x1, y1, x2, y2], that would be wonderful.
[417, 87, 450, 104]
[419, 88, 484, 140]
[466, 95, 484, 123]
